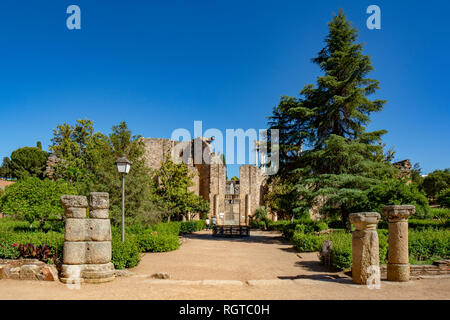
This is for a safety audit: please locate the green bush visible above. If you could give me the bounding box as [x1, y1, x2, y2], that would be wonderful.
[111, 232, 141, 269]
[326, 232, 352, 271]
[180, 220, 205, 233]
[266, 220, 290, 231]
[320, 228, 448, 271]
[364, 180, 430, 218]
[250, 220, 266, 230]
[291, 232, 325, 252]
[150, 222, 181, 236]
[409, 229, 450, 263]
[137, 230, 180, 252]
[281, 219, 329, 240]
[437, 188, 450, 208]
[378, 218, 449, 230]
[0, 230, 64, 260]
[254, 206, 268, 221]
[0, 177, 78, 230]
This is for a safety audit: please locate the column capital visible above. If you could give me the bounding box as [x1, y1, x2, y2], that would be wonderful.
[349, 212, 380, 230]
[61, 195, 88, 209]
[382, 205, 415, 222]
[89, 192, 109, 210]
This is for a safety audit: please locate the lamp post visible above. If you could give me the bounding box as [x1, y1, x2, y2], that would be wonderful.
[115, 156, 132, 242]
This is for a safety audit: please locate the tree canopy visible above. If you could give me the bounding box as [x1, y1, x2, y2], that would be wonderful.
[0, 147, 48, 179]
[265, 10, 408, 228]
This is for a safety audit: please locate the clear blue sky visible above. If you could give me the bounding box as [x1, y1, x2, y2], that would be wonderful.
[0, 0, 449, 179]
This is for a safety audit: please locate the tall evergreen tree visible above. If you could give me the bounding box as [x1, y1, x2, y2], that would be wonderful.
[266, 10, 399, 228]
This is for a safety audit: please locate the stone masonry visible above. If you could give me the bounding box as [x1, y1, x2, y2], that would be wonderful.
[349, 212, 381, 285]
[142, 137, 267, 225]
[59, 193, 115, 284]
[382, 205, 415, 281]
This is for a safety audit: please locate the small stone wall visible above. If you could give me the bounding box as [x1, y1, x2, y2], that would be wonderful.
[380, 260, 450, 279]
[0, 259, 58, 281]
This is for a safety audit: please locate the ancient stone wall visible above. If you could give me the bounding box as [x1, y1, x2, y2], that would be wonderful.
[239, 165, 267, 224]
[142, 137, 227, 220]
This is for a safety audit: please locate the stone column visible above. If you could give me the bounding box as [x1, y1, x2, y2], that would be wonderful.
[349, 212, 381, 285]
[60, 193, 115, 284]
[382, 205, 415, 282]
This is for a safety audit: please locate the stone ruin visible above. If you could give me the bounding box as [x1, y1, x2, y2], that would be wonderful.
[59, 192, 115, 284]
[143, 137, 268, 225]
[46, 136, 270, 225]
[349, 205, 417, 285]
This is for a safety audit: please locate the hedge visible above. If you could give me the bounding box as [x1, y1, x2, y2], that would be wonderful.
[179, 220, 206, 233]
[111, 232, 141, 269]
[378, 218, 449, 230]
[136, 230, 180, 252]
[290, 228, 450, 271]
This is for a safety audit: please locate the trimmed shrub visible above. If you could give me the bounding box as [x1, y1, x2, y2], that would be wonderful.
[111, 232, 141, 269]
[180, 220, 206, 233]
[326, 232, 352, 271]
[291, 232, 325, 252]
[250, 220, 266, 230]
[378, 218, 449, 230]
[137, 231, 180, 252]
[409, 229, 450, 263]
[266, 220, 290, 231]
[150, 222, 181, 236]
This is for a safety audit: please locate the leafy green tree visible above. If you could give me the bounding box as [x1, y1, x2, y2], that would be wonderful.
[422, 169, 450, 199]
[49, 120, 157, 226]
[264, 175, 299, 220]
[410, 162, 424, 186]
[4, 147, 48, 179]
[230, 176, 239, 181]
[294, 135, 398, 229]
[364, 179, 429, 218]
[0, 177, 78, 230]
[253, 206, 268, 221]
[153, 158, 209, 221]
[84, 122, 157, 226]
[0, 157, 12, 178]
[437, 188, 450, 208]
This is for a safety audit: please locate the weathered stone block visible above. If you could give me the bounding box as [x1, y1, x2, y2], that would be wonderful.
[349, 212, 381, 285]
[65, 207, 87, 219]
[60, 263, 115, 284]
[89, 192, 109, 209]
[40, 265, 58, 281]
[20, 265, 40, 280]
[382, 205, 415, 282]
[89, 209, 109, 219]
[63, 241, 111, 264]
[65, 219, 111, 241]
[61, 195, 88, 209]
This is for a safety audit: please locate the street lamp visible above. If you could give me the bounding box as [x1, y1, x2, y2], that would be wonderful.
[115, 156, 132, 242]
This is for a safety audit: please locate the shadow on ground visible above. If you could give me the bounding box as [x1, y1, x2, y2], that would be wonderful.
[277, 273, 353, 284]
[183, 231, 288, 245]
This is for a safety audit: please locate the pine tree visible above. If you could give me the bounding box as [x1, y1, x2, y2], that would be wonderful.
[309, 9, 386, 147]
[266, 10, 398, 229]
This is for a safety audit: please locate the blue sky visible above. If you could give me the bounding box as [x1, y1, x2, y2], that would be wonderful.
[0, 0, 449, 179]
